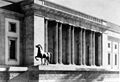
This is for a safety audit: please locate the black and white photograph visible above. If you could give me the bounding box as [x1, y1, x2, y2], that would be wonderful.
[0, 0, 119, 82]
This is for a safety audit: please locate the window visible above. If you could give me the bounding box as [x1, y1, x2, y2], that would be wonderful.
[5, 18, 20, 65]
[108, 43, 110, 48]
[115, 44, 117, 49]
[108, 53, 110, 65]
[9, 38, 17, 60]
[115, 54, 117, 65]
[9, 22, 16, 32]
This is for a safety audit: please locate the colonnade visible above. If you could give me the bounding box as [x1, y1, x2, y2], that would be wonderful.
[45, 19, 102, 66]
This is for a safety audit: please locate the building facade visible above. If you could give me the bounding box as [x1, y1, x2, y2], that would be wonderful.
[0, 0, 119, 82]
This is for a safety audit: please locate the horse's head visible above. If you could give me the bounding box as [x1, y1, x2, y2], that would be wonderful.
[36, 44, 43, 50]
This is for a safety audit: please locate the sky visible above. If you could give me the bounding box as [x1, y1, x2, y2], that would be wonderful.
[48, 0, 120, 26]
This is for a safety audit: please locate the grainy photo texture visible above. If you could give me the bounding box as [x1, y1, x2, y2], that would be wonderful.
[0, 0, 119, 82]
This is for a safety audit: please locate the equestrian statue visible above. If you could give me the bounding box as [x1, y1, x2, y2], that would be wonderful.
[35, 44, 51, 65]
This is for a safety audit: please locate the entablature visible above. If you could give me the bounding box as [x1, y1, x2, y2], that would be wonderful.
[22, 0, 120, 33]
[44, 0, 103, 24]
[25, 3, 106, 33]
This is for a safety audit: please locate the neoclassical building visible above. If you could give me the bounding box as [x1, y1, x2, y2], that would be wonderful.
[0, 0, 119, 82]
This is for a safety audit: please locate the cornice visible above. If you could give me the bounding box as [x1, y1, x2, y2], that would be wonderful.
[44, 0, 103, 24]
[0, 8, 24, 18]
[20, 0, 120, 33]
[33, 3, 107, 32]
[21, 1, 109, 33]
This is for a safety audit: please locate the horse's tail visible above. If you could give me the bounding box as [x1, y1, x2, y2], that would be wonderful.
[35, 56, 38, 61]
[46, 52, 50, 61]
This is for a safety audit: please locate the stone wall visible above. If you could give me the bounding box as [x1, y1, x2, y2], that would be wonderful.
[0, 12, 5, 65]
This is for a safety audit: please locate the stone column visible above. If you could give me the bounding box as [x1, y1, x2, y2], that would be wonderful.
[45, 19, 48, 52]
[54, 22, 59, 64]
[82, 29, 86, 65]
[98, 33, 102, 66]
[89, 31, 92, 66]
[67, 26, 72, 64]
[92, 31, 95, 65]
[79, 28, 83, 65]
[58, 23, 62, 64]
[71, 27, 75, 64]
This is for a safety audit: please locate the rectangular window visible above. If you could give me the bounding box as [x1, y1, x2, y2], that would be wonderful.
[108, 53, 110, 65]
[115, 45, 117, 49]
[9, 22, 16, 33]
[115, 54, 117, 65]
[9, 38, 17, 60]
[108, 43, 110, 48]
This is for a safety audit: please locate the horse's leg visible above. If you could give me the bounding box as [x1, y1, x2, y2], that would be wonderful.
[44, 58, 46, 65]
[47, 54, 50, 65]
[44, 58, 47, 65]
[46, 57, 48, 65]
[48, 57, 50, 64]
[43, 58, 45, 65]
[42, 58, 44, 65]
[45, 58, 46, 65]
[41, 58, 43, 65]
[42, 58, 45, 65]
[48, 57, 50, 65]
[46, 59, 48, 65]
[48, 53, 51, 65]
[47, 60, 49, 65]
[35, 56, 38, 61]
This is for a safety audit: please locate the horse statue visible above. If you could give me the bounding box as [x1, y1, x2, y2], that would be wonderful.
[35, 44, 51, 65]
